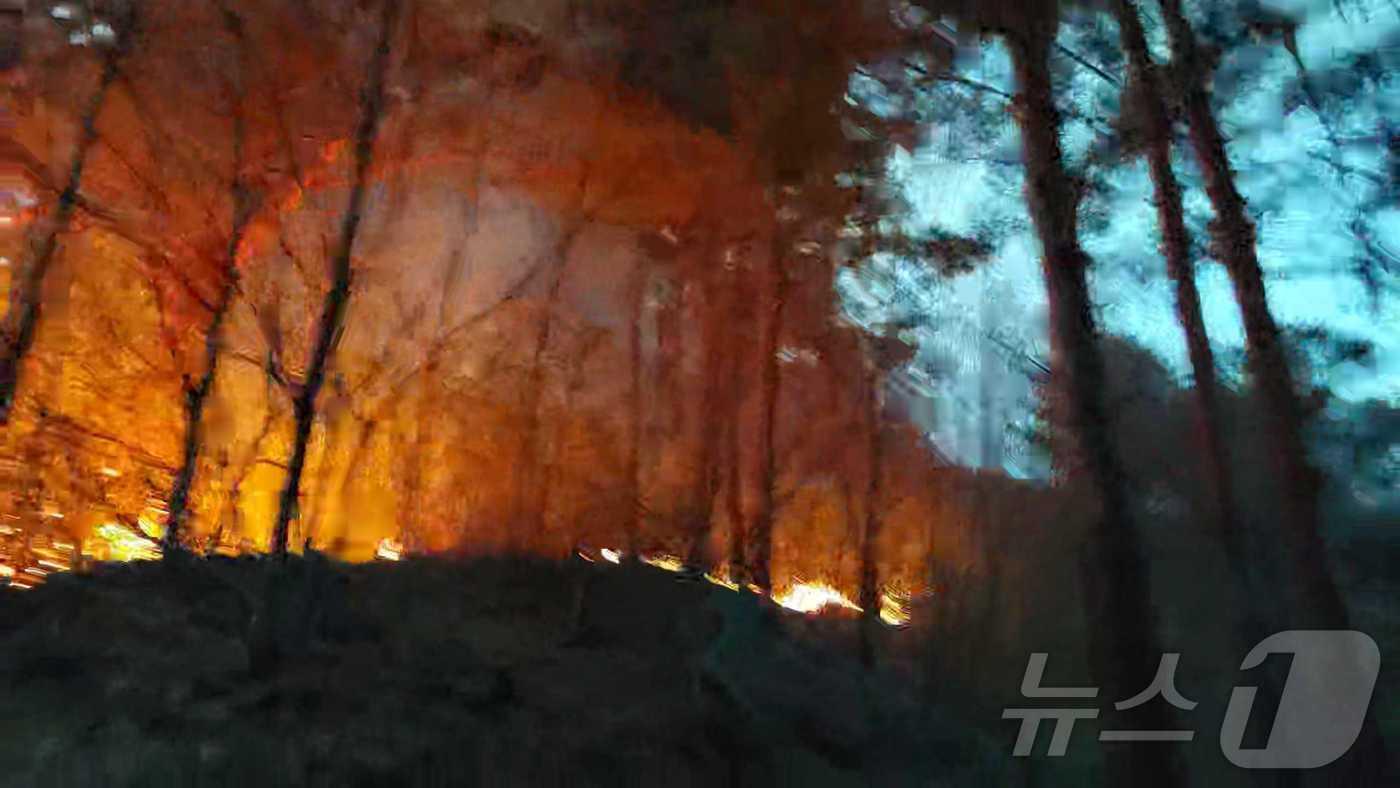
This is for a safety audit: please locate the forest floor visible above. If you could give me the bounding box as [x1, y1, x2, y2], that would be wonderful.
[0, 555, 998, 787]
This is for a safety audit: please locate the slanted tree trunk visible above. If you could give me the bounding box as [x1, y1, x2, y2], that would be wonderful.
[1157, 0, 1350, 628]
[1157, 2, 1390, 780]
[685, 239, 726, 569]
[1119, 12, 1306, 787]
[164, 187, 256, 554]
[1005, 24, 1182, 787]
[163, 5, 256, 555]
[857, 356, 884, 668]
[1113, 0, 1245, 572]
[272, 0, 400, 556]
[623, 258, 647, 557]
[0, 5, 135, 423]
[723, 409, 745, 578]
[748, 229, 788, 593]
[723, 263, 748, 582]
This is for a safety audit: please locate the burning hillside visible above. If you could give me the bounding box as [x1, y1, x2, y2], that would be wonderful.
[2, 0, 1398, 785]
[0, 0, 947, 602]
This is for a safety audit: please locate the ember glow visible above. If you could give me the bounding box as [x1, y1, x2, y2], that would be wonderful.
[619, 551, 914, 625]
[2, 528, 924, 631]
[774, 581, 862, 615]
[375, 538, 404, 562]
[879, 590, 913, 628]
[85, 523, 160, 563]
[1, 1, 1391, 781]
[703, 569, 741, 591]
[640, 553, 685, 573]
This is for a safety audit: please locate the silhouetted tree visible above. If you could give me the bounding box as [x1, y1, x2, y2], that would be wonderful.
[163, 3, 258, 555]
[857, 340, 887, 668]
[748, 227, 788, 593]
[624, 253, 648, 557]
[0, 1, 135, 423]
[1003, 9, 1182, 785]
[272, 0, 401, 556]
[686, 230, 726, 569]
[1113, 0, 1247, 570]
[1158, 0, 1389, 778]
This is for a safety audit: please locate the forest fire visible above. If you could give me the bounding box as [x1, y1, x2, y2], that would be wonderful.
[2, 526, 919, 629]
[0, 0, 953, 629]
[0, 482, 927, 629]
[374, 537, 404, 561]
[878, 588, 913, 628]
[773, 581, 862, 615]
[639, 552, 686, 573]
[0, 0, 1394, 783]
[85, 523, 157, 562]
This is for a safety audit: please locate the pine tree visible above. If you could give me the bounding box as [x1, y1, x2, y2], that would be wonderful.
[1004, 13, 1182, 785]
[1157, 0, 1390, 778]
[1112, 0, 1246, 575]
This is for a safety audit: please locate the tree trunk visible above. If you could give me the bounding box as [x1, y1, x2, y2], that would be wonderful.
[0, 7, 134, 423]
[723, 410, 745, 579]
[163, 190, 256, 554]
[624, 258, 647, 557]
[748, 229, 787, 593]
[1119, 10, 1308, 787]
[723, 275, 747, 582]
[857, 358, 884, 668]
[1114, 0, 1246, 574]
[685, 241, 726, 570]
[1006, 26, 1182, 787]
[1157, 2, 1390, 780]
[163, 4, 254, 555]
[1157, 0, 1349, 628]
[272, 0, 399, 556]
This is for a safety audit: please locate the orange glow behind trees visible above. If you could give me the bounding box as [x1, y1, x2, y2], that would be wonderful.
[0, 0, 954, 602]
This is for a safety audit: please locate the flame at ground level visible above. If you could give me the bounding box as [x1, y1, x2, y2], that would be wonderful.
[774, 581, 862, 614]
[375, 538, 404, 561]
[2, 530, 920, 628]
[610, 550, 914, 627]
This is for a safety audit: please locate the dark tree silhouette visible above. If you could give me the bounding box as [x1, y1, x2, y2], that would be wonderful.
[1158, 0, 1390, 778]
[623, 254, 648, 558]
[686, 231, 725, 569]
[163, 3, 258, 555]
[1004, 16, 1182, 787]
[856, 344, 885, 668]
[272, 0, 401, 556]
[721, 250, 750, 582]
[747, 228, 789, 593]
[1112, 0, 1245, 573]
[0, 2, 135, 423]
[1156, 0, 1349, 626]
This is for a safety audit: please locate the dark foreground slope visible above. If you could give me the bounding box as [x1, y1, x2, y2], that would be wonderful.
[0, 556, 998, 787]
